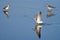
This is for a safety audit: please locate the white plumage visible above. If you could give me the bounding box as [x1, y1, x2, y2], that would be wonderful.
[33, 11, 43, 24]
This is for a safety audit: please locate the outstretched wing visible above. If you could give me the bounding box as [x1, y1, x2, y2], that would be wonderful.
[3, 5, 8, 9]
[37, 12, 42, 21]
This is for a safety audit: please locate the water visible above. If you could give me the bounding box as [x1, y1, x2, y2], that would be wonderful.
[0, 0, 60, 40]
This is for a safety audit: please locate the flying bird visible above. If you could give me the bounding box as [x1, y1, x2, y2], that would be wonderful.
[3, 4, 10, 17]
[33, 24, 42, 38]
[3, 4, 10, 11]
[33, 11, 43, 24]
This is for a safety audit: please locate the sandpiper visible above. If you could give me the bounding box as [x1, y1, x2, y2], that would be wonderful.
[3, 4, 10, 11]
[33, 11, 43, 24]
[46, 4, 55, 12]
[3, 4, 10, 17]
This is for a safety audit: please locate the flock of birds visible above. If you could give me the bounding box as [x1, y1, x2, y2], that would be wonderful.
[3, 4, 55, 39]
[3, 4, 55, 17]
[32, 4, 55, 39]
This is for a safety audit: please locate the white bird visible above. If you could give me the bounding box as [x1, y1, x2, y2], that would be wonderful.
[3, 4, 10, 11]
[33, 24, 42, 38]
[33, 11, 43, 24]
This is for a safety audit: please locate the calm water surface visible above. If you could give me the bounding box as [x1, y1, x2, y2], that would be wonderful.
[0, 0, 60, 40]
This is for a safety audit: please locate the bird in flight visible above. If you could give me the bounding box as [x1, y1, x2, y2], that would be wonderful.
[3, 4, 10, 17]
[3, 4, 10, 11]
[33, 11, 43, 38]
[33, 11, 43, 24]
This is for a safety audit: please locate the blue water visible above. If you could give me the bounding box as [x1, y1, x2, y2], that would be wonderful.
[0, 0, 60, 40]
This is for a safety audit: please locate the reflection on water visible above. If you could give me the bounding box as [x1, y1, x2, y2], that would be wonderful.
[33, 21, 60, 39]
[46, 12, 55, 18]
[33, 24, 43, 39]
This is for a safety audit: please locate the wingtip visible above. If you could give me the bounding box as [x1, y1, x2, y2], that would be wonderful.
[3, 8, 5, 9]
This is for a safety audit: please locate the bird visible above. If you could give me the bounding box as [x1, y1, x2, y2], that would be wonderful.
[3, 10, 9, 17]
[33, 11, 43, 24]
[33, 24, 42, 38]
[3, 4, 10, 11]
[3, 4, 10, 17]
[46, 4, 55, 12]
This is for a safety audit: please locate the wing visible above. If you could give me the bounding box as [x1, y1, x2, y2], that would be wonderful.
[3, 5, 8, 9]
[37, 12, 42, 21]
[33, 17, 37, 22]
[48, 5, 55, 8]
